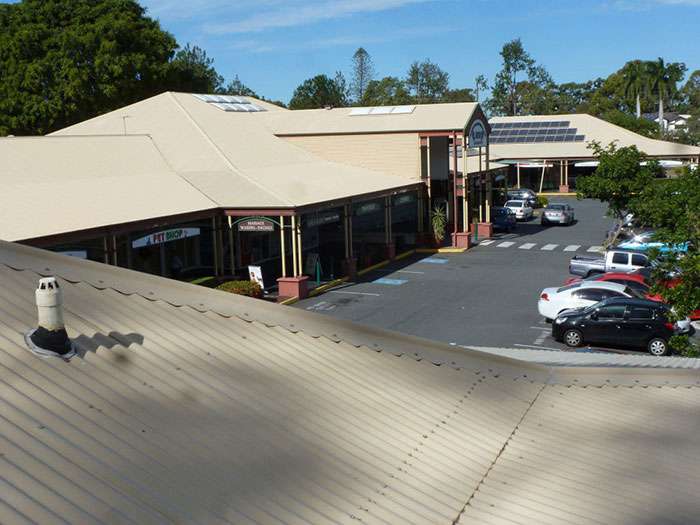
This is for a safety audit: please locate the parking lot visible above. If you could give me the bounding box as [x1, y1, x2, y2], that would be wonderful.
[295, 197, 637, 353]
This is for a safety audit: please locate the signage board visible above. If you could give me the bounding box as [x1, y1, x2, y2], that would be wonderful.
[238, 218, 275, 232]
[468, 119, 488, 148]
[132, 227, 200, 249]
[248, 265, 264, 289]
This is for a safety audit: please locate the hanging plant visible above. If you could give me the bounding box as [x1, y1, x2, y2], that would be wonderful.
[430, 204, 447, 244]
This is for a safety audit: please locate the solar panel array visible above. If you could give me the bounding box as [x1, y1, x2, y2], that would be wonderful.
[193, 94, 266, 112]
[489, 121, 584, 144]
[349, 105, 416, 116]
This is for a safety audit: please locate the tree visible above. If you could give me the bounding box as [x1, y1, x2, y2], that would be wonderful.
[360, 76, 412, 106]
[474, 74, 488, 102]
[490, 38, 534, 115]
[219, 75, 257, 97]
[678, 70, 700, 113]
[441, 88, 475, 103]
[551, 79, 603, 113]
[350, 47, 374, 103]
[600, 109, 659, 138]
[168, 44, 223, 94]
[646, 58, 686, 135]
[629, 168, 700, 355]
[406, 60, 449, 103]
[622, 60, 649, 118]
[576, 142, 659, 221]
[288, 73, 348, 109]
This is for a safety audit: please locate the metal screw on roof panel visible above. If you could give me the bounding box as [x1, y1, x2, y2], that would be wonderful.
[25, 277, 76, 360]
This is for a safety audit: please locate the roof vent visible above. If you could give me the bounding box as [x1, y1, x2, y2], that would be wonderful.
[25, 277, 76, 360]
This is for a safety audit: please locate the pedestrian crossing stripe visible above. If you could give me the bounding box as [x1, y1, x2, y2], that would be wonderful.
[519, 243, 536, 249]
[479, 240, 495, 246]
[564, 245, 580, 252]
[496, 241, 515, 248]
[474, 241, 602, 253]
[541, 244, 558, 251]
[587, 246, 604, 252]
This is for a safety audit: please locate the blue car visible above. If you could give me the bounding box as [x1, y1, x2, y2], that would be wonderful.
[493, 207, 516, 232]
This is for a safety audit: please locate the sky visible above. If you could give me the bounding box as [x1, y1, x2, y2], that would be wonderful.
[8, 0, 700, 102]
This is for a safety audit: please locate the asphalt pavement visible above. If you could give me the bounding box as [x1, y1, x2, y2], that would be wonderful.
[294, 197, 631, 353]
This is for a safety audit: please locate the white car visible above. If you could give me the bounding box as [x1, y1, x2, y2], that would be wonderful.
[538, 281, 644, 321]
[504, 200, 534, 220]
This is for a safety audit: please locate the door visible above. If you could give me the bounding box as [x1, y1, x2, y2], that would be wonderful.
[607, 252, 629, 272]
[587, 304, 627, 344]
[623, 305, 657, 348]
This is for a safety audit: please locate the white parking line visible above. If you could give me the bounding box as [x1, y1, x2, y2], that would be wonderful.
[519, 243, 536, 250]
[497, 241, 515, 248]
[587, 245, 604, 252]
[563, 245, 580, 252]
[329, 290, 381, 297]
[541, 244, 558, 251]
[479, 240, 495, 246]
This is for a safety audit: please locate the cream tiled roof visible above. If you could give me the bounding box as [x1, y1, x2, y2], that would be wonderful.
[1, 240, 700, 524]
[0, 135, 217, 242]
[489, 113, 700, 160]
[259, 102, 479, 135]
[53, 92, 419, 209]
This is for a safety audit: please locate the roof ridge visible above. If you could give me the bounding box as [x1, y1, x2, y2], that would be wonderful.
[168, 92, 295, 207]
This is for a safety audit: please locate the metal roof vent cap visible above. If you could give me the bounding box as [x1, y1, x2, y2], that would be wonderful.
[25, 277, 76, 360]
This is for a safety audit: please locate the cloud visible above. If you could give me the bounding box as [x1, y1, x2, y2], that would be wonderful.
[203, 0, 434, 35]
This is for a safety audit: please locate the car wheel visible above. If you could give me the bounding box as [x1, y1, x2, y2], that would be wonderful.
[648, 338, 669, 356]
[563, 329, 583, 347]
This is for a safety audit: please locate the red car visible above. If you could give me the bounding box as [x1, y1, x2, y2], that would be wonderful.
[564, 272, 700, 320]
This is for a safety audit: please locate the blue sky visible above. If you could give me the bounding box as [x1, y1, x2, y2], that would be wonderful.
[8, 0, 700, 102]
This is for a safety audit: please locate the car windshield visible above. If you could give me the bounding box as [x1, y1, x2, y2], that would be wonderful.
[557, 283, 581, 293]
[623, 286, 645, 299]
[505, 201, 523, 207]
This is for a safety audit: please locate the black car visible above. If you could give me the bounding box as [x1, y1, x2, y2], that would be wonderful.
[492, 207, 516, 232]
[551, 297, 677, 356]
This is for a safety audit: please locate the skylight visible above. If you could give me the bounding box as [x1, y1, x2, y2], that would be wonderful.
[349, 105, 416, 116]
[193, 94, 266, 112]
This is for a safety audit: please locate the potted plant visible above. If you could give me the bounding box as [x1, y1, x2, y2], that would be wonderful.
[216, 280, 263, 298]
[430, 204, 447, 246]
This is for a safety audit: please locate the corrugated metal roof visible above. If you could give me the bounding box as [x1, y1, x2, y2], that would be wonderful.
[489, 114, 700, 159]
[1, 240, 700, 524]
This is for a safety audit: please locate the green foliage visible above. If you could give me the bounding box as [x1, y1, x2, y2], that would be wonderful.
[219, 75, 257, 97]
[576, 142, 658, 220]
[406, 60, 449, 103]
[441, 88, 475, 103]
[670, 335, 698, 358]
[600, 110, 659, 138]
[360, 76, 412, 106]
[216, 279, 263, 298]
[350, 47, 374, 103]
[474, 74, 488, 102]
[430, 205, 447, 243]
[168, 43, 223, 94]
[288, 73, 348, 109]
[535, 195, 549, 208]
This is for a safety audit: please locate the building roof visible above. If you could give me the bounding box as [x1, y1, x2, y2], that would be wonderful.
[0, 135, 217, 242]
[259, 102, 479, 136]
[2, 239, 700, 524]
[53, 92, 419, 209]
[489, 113, 700, 160]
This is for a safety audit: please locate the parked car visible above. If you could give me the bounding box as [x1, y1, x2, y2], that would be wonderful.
[503, 200, 534, 221]
[563, 272, 651, 294]
[507, 189, 536, 208]
[551, 297, 684, 356]
[538, 281, 644, 321]
[541, 203, 575, 226]
[569, 249, 650, 277]
[617, 239, 689, 254]
[492, 207, 516, 232]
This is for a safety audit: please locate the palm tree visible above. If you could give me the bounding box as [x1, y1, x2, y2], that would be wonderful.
[622, 60, 648, 119]
[647, 58, 686, 136]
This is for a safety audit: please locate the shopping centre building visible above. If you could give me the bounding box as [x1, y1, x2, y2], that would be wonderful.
[1, 92, 698, 298]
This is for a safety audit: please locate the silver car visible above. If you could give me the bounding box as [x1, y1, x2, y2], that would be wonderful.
[541, 203, 575, 225]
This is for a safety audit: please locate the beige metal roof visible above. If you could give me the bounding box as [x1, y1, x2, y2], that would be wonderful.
[259, 102, 479, 136]
[2, 240, 700, 524]
[0, 135, 217, 242]
[490, 113, 700, 160]
[53, 92, 419, 209]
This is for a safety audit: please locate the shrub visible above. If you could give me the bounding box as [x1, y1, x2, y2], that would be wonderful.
[430, 204, 447, 243]
[535, 195, 549, 208]
[216, 280, 263, 298]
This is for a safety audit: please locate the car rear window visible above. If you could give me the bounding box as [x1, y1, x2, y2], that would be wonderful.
[630, 307, 653, 319]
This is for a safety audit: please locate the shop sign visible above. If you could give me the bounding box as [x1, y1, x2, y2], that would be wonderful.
[238, 218, 275, 232]
[355, 201, 382, 216]
[468, 119, 488, 148]
[305, 211, 340, 228]
[132, 227, 200, 249]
